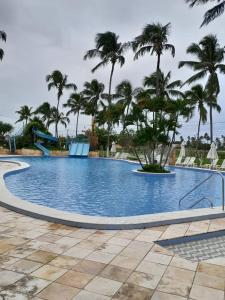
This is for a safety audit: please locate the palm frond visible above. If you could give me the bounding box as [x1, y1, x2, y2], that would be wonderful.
[201, 1, 225, 26]
[183, 70, 207, 85]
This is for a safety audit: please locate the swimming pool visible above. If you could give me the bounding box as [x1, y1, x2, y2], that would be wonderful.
[2, 157, 223, 217]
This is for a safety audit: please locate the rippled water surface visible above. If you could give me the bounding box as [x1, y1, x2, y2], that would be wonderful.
[3, 157, 223, 216]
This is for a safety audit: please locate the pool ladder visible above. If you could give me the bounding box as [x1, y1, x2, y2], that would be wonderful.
[178, 171, 225, 210]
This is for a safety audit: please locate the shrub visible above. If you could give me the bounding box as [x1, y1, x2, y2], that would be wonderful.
[138, 164, 170, 173]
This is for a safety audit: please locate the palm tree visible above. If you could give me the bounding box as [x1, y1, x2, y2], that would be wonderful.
[132, 23, 175, 98]
[0, 30, 6, 60]
[48, 107, 70, 138]
[84, 32, 125, 102]
[186, 0, 225, 26]
[143, 71, 183, 100]
[63, 93, 85, 137]
[185, 85, 208, 143]
[83, 79, 105, 131]
[84, 32, 125, 156]
[46, 70, 76, 136]
[16, 105, 33, 126]
[179, 34, 225, 142]
[35, 102, 52, 129]
[115, 80, 140, 130]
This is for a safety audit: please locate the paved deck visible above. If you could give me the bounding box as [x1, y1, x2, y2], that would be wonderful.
[1, 207, 225, 299]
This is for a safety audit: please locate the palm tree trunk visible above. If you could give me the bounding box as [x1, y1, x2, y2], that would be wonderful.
[76, 111, 80, 137]
[55, 122, 58, 138]
[106, 62, 115, 157]
[156, 53, 161, 98]
[196, 116, 201, 149]
[209, 99, 213, 143]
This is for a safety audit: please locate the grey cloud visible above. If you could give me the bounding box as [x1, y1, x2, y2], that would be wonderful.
[0, 0, 225, 137]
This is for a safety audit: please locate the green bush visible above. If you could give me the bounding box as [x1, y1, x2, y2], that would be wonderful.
[138, 164, 170, 173]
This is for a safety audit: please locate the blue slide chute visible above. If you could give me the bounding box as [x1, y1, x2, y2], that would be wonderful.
[69, 143, 89, 157]
[33, 129, 57, 156]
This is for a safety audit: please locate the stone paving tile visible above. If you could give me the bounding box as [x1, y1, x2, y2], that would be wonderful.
[85, 276, 122, 296]
[37, 282, 80, 300]
[64, 246, 93, 259]
[197, 262, 225, 278]
[110, 255, 141, 270]
[170, 255, 198, 271]
[72, 259, 106, 275]
[8, 275, 51, 297]
[100, 265, 132, 282]
[97, 243, 124, 254]
[163, 266, 195, 284]
[26, 250, 57, 264]
[144, 252, 172, 265]
[0, 269, 24, 288]
[6, 245, 36, 258]
[49, 255, 80, 269]
[56, 236, 81, 247]
[32, 264, 67, 281]
[112, 282, 153, 299]
[73, 290, 111, 300]
[0, 289, 28, 299]
[86, 250, 116, 264]
[136, 261, 167, 276]
[6, 258, 42, 274]
[151, 291, 187, 300]
[56, 270, 94, 288]
[189, 284, 224, 300]
[37, 233, 62, 243]
[107, 237, 131, 247]
[157, 277, 192, 297]
[127, 271, 162, 289]
[194, 271, 225, 290]
[0, 255, 20, 267]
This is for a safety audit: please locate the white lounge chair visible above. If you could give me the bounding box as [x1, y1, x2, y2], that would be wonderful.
[175, 156, 183, 165]
[218, 159, 225, 170]
[181, 157, 190, 166]
[120, 152, 128, 160]
[187, 157, 196, 167]
[114, 152, 121, 159]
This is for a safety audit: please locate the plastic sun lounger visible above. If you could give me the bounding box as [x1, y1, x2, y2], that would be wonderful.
[217, 159, 225, 170]
[114, 152, 121, 159]
[181, 157, 190, 166]
[187, 157, 196, 167]
[204, 158, 219, 169]
[175, 156, 183, 165]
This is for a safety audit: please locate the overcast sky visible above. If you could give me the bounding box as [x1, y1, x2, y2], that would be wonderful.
[0, 0, 225, 138]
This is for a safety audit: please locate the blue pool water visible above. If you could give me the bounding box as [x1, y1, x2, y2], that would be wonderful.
[2, 157, 224, 217]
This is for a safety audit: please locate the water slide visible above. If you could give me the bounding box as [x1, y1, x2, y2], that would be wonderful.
[33, 129, 58, 156]
[69, 143, 90, 157]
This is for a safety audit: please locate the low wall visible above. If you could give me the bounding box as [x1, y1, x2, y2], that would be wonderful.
[89, 151, 99, 158]
[50, 150, 68, 156]
[0, 148, 10, 155]
[16, 149, 42, 156]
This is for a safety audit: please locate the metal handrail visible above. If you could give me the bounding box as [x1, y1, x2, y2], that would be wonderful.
[189, 196, 214, 209]
[179, 171, 225, 211]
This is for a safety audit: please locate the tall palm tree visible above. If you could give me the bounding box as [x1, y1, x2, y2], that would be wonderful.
[84, 32, 125, 103]
[186, 0, 225, 26]
[35, 102, 52, 129]
[46, 70, 76, 136]
[63, 93, 85, 137]
[84, 32, 125, 156]
[132, 23, 175, 98]
[115, 80, 140, 130]
[179, 34, 225, 142]
[15, 105, 33, 126]
[185, 84, 208, 143]
[83, 79, 105, 131]
[0, 30, 7, 60]
[48, 107, 70, 138]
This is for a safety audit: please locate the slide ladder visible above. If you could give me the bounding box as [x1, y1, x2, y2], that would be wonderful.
[69, 142, 90, 157]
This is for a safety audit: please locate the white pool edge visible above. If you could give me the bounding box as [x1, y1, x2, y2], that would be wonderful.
[1, 159, 225, 230]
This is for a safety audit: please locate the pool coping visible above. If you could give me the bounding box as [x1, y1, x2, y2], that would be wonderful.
[1, 159, 225, 230]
